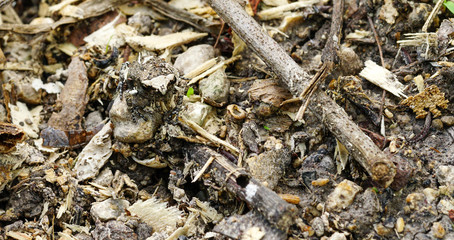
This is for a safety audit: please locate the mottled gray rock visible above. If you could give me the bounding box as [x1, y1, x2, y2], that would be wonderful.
[85, 111, 103, 131]
[441, 116, 454, 126]
[92, 220, 137, 240]
[311, 217, 324, 237]
[245, 137, 291, 189]
[326, 180, 362, 212]
[93, 168, 114, 187]
[174, 44, 215, 75]
[339, 46, 363, 75]
[91, 198, 130, 221]
[109, 95, 162, 143]
[432, 118, 444, 130]
[199, 68, 230, 107]
[0, 104, 7, 122]
[436, 165, 454, 187]
[128, 12, 153, 34]
[328, 232, 347, 240]
[181, 101, 214, 127]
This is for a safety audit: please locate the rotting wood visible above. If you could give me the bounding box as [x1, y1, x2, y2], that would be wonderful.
[187, 145, 297, 232]
[208, 0, 397, 187]
[0, 122, 26, 153]
[144, 0, 220, 36]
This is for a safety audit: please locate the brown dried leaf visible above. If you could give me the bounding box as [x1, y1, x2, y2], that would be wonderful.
[42, 56, 89, 147]
[248, 79, 293, 107]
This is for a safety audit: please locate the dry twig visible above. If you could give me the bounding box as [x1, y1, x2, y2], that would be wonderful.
[208, 0, 397, 187]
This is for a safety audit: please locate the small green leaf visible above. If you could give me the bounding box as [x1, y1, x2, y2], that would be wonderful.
[264, 125, 270, 131]
[186, 87, 194, 97]
[444, 0, 454, 14]
[105, 35, 114, 53]
[372, 187, 379, 193]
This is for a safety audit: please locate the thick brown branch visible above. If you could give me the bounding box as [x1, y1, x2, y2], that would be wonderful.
[208, 0, 396, 187]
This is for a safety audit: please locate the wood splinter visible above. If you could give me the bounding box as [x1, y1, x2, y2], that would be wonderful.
[208, 0, 397, 187]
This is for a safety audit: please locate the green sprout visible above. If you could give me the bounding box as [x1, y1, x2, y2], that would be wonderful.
[105, 35, 114, 53]
[186, 87, 194, 98]
[263, 125, 270, 131]
[372, 187, 379, 193]
[444, 0, 454, 14]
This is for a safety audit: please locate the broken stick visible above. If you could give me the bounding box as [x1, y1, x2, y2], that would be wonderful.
[187, 145, 297, 232]
[208, 0, 397, 187]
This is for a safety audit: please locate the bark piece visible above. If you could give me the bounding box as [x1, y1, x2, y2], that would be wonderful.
[208, 0, 397, 187]
[0, 122, 25, 153]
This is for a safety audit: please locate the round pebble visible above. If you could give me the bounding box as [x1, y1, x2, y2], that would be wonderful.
[432, 118, 444, 130]
[441, 116, 454, 126]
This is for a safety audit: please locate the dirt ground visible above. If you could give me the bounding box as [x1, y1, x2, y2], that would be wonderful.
[0, 0, 454, 239]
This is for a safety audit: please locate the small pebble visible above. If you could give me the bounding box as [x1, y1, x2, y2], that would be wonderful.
[181, 102, 213, 127]
[91, 198, 130, 221]
[199, 68, 230, 106]
[374, 223, 392, 236]
[311, 178, 330, 187]
[437, 199, 454, 215]
[423, 188, 439, 204]
[406, 193, 424, 210]
[109, 96, 161, 143]
[279, 194, 300, 204]
[403, 75, 414, 82]
[397, 114, 411, 125]
[441, 116, 454, 126]
[325, 180, 362, 212]
[384, 109, 393, 119]
[396, 217, 405, 233]
[432, 118, 444, 130]
[436, 165, 454, 187]
[328, 232, 347, 240]
[431, 222, 446, 239]
[311, 217, 324, 237]
[174, 44, 215, 75]
[0, 104, 6, 122]
[85, 111, 103, 131]
[339, 46, 363, 75]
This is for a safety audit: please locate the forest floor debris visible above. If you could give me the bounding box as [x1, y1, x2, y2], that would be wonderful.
[1, 0, 454, 239]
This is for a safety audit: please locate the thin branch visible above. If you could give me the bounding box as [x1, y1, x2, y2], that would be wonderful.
[208, 0, 397, 187]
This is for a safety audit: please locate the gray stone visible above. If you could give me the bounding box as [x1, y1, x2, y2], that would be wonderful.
[311, 217, 324, 237]
[174, 44, 215, 75]
[432, 118, 443, 130]
[109, 95, 162, 143]
[245, 137, 291, 189]
[436, 165, 454, 188]
[199, 68, 230, 107]
[91, 198, 130, 221]
[441, 116, 454, 126]
[325, 180, 362, 212]
[85, 111, 103, 131]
